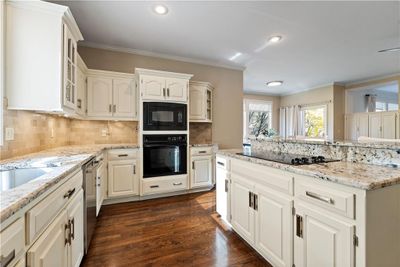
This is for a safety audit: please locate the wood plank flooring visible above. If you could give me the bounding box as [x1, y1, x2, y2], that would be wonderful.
[82, 190, 272, 267]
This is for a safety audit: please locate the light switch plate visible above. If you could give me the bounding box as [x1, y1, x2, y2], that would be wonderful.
[101, 129, 108, 137]
[5, 128, 14, 141]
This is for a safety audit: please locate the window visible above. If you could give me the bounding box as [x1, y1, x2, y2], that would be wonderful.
[376, 101, 398, 112]
[300, 105, 327, 139]
[243, 99, 272, 140]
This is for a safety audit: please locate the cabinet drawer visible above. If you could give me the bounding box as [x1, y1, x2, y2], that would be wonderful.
[216, 156, 230, 171]
[190, 147, 213, 156]
[0, 218, 25, 267]
[26, 170, 82, 244]
[231, 159, 293, 195]
[108, 149, 138, 160]
[295, 180, 355, 219]
[142, 176, 188, 195]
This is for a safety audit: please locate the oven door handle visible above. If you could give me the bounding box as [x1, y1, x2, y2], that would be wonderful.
[143, 144, 187, 148]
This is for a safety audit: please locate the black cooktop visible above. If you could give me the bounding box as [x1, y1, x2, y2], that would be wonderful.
[237, 151, 340, 165]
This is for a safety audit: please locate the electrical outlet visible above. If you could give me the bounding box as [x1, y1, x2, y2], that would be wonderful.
[50, 128, 54, 138]
[101, 129, 108, 137]
[5, 128, 14, 141]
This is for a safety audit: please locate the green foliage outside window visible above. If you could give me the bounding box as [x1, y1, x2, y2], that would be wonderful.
[303, 108, 325, 138]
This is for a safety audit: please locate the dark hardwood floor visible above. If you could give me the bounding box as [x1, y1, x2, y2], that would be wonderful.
[82, 190, 272, 267]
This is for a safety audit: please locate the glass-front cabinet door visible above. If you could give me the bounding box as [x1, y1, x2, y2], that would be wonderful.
[63, 24, 77, 109]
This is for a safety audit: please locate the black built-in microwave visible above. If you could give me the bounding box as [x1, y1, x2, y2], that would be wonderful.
[143, 102, 187, 131]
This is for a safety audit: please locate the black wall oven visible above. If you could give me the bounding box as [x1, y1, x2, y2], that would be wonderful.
[143, 102, 187, 131]
[143, 134, 187, 178]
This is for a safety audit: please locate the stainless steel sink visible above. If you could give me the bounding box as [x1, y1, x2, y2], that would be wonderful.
[0, 167, 57, 192]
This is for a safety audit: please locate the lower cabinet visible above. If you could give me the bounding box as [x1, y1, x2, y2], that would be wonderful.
[190, 155, 213, 188]
[255, 185, 293, 267]
[216, 156, 230, 224]
[294, 203, 355, 267]
[27, 190, 84, 267]
[96, 155, 107, 215]
[108, 159, 139, 198]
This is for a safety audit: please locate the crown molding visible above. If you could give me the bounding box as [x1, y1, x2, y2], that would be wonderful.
[135, 68, 193, 80]
[79, 41, 246, 71]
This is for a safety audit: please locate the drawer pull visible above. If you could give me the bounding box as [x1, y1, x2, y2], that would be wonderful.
[306, 191, 334, 205]
[217, 161, 225, 167]
[198, 151, 207, 154]
[63, 188, 76, 199]
[0, 249, 15, 267]
[150, 185, 159, 188]
[118, 154, 128, 157]
[70, 218, 75, 240]
[224, 179, 229, 192]
[173, 182, 183, 186]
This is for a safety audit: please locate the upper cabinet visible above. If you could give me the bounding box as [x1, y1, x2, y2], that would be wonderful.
[76, 54, 88, 117]
[136, 68, 193, 103]
[189, 81, 213, 122]
[87, 70, 137, 120]
[6, 1, 83, 114]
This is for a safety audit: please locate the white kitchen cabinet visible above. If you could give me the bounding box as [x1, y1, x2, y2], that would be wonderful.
[382, 112, 397, 139]
[141, 75, 166, 101]
[66, 191, 84, 267]
[27, 209, 68, 267]
[165, 78, 188, 102]
[6, 1, 83, 114]
[76, 54, 87, 116]
[230, 174, 255, 245]
[368, 112, 382, 138]
[87, 70, 137, 120]
[254, 185, 293, 267]
[136, 68, 193, 103]
[87, 76, 113, 118]
[189, 81, 213, 122]
[294, 203, 355, 267]
[190, 151, 213, 188]
[345, 113, 369, 140]
[0, 217, 25, 267]
[216, 157, 230, 224]
[113, 79, 137, 118]
[96, 155, 106, 216]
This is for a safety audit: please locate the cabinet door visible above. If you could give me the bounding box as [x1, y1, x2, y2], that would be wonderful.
[67, 190, 84, 267]
[382, 112, 397, 139]
[141, 75, 166, 100]
[87, 76, 113, 117]
[189, 86, 206, 120]
[166, 78, 188, 102]
[216, 166, 229, 223]
[254, 185, 293, 267]
[190, 156, 212, 188]
[344, 114, 356, 140]
[358, 113, 369, 138]
[294, 204, 355, 267]
[108, 160, 138, 198]
[230, 174, 255, 245]
[113, 78, 136, 118]
[27, 210, 68, 267]
[63, 25, 77, 109]
[76, 66, 86, 116]
[368, 113, 382, 138]
[97, 163, 107, 214]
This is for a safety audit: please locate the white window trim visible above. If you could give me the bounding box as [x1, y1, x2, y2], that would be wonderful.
[243, 99, 273, 140]
[0, 0, 4, 146]
[299, 104, 328, 140]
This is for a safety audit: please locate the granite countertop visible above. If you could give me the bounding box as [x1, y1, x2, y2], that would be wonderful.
[0, 144, 139, 223]
[217, 149, 400, 191]
[190, 143, 217, 147]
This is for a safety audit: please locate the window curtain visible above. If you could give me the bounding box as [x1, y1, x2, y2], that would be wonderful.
[279, 105, 300, 138]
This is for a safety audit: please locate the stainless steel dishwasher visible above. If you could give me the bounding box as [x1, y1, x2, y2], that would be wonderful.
[82, 157, 99, 254]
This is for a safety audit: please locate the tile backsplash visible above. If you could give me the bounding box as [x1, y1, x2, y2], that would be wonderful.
[1, 110, 138, 160]
[189, 123, 212, 145]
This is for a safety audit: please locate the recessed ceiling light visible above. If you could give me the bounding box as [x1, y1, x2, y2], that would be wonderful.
[269, 36, 282, 43]
[229, 52, 242, 61]
[153, 4, 168, 15]
[266, 81, 283, 87]
[378, 47, 400, 53]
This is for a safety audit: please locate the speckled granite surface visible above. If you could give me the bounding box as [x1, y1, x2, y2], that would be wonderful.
[218, 149, 400, 191]
[0, 144, 139, 223]
[189, 143, 217, 147]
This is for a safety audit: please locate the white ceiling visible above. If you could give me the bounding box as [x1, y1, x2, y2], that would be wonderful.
[52, 0, 400, 95]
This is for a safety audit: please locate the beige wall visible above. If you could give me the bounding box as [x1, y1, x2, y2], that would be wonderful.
[78, 46, 244, 149]
[244, 94, 280, 131]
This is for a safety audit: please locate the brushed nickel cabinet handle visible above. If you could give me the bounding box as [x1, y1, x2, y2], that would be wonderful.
[296, 214, 303, 238]
[163, 88, 166, 97]
[253, 193, 258, 211]
[173, 182, 182, 186]
[63, 188, 76, 199]
[192, 162, 195, 169]
[217, 161, 225, 166]
[249, 192, 253, 208]
[109, 104, 112, 113]
[167, 88, 170, 97]
[0, 249, 15, 267]
[113, 104, 116, 113]
[306, 191, 334, 204]
[133, 165, 136, 175]
[70, 218, 75, 240]
[198, 151, 207, 154]
[118, 154, 128, 157]
[224, 179, 229, 192]
[150, 185, 159, 188]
